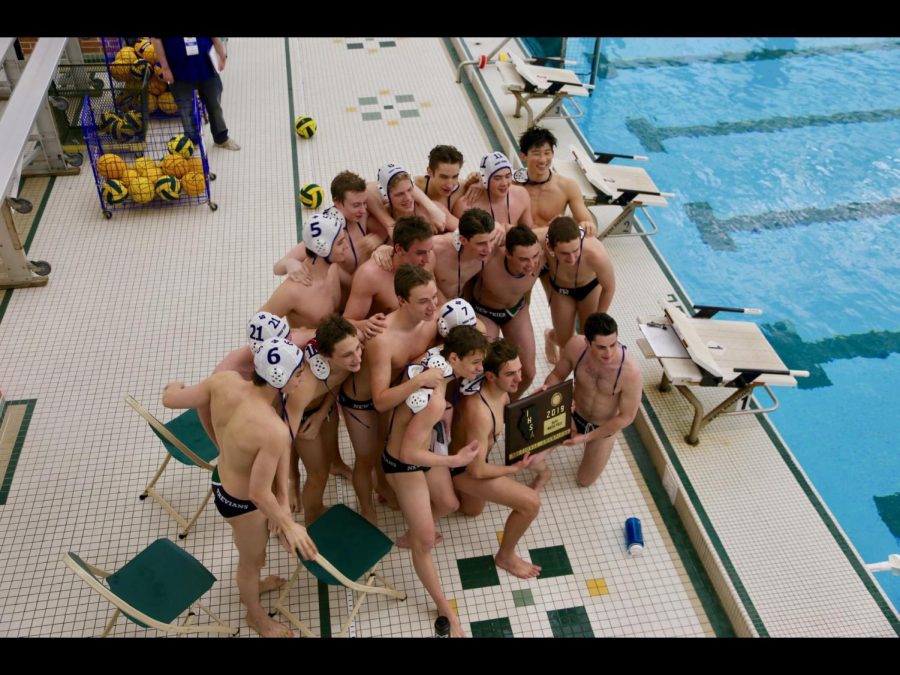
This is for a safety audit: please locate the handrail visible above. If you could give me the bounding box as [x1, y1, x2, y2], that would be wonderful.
[0, 38, 67, 198]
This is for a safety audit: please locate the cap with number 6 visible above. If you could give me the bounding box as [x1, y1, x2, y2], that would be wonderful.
[253, 337, 304, 389]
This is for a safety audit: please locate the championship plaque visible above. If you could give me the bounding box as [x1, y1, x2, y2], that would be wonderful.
[504, 380, 573, 465]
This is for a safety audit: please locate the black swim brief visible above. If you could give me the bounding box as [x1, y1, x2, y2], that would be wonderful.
[381, 449, 430, 474]
[572, 410, 599, 436]
[549, 276, 600, 302]
[470, 295, 526, 327]
[212, 466, 258, 519]
[337, 388, 376, 412]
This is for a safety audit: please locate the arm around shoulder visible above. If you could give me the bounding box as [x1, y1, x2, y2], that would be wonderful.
[544, 338, 578, 386]
[343, 264, 376, 320]
[162, 378, 212, 409]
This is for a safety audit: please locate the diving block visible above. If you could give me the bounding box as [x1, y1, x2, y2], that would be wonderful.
[637, 302, 809, 445]
[496, 54, 591, 128]
[554, 144, 672, 238]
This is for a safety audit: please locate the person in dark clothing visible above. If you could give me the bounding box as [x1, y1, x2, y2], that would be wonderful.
[150, 37, 240, 150]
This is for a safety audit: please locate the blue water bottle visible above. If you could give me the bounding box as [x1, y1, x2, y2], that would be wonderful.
[625, 517, 644, 556]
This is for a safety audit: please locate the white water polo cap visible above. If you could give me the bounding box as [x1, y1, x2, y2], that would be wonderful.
[322, 205, 347, 230]
[479, 151, 513, 189]
[437, 298, 477, 338]
[459, 373, 485, 396]
[423, 351, 453, 378]
[377, 162, 411, 201]
[254, 337, 304, 389]
[247, 312, 291, 353]
[304, 338, 331, 381]
[303, 212, 343, 259]
[403, 363, 432, 413]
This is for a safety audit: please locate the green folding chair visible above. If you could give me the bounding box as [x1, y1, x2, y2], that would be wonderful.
[63, 538, 238, 636]
[126, 395, 218, 538]
[272, 504, 406, 637]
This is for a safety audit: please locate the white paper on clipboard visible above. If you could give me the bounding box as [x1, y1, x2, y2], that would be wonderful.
[208, 42, 227, 80]
[639, 323, 689, 359]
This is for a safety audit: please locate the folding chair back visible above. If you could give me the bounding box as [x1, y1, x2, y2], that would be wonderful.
[272, 504, 406, 637]
[126, 395, 218, 538]
[63, 538, 237, 636]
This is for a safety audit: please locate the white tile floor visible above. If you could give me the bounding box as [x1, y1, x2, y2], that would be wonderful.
[0, 37, 719, 638]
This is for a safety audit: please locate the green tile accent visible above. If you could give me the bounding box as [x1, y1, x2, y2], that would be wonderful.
[529, 545, 573, 579]
[283, 39, 303, 244]
[317, 579, 330, 638]
[547, 606, 594, 638]
[379, 41, 396, 48]
[361, 112, 382, 122]
[0, 400, 37, 505]
[358, 96, 378, 105]
[621, 426, 734, 637]
[471, 617, 514, 638]
[22, 175, 55, 254]
[347, 43, 363, 50]
[0, 174, 55, 326]
[641, 395, 768, 636]
[383, 105, 394, 110]
[750, 401, 900, 635]
[457, 555, 500, 590]
[399, 109, 420, 118]
[511, 588, 534, 607]
[0, 290, 12, 326]
[395, 94, 415, 103]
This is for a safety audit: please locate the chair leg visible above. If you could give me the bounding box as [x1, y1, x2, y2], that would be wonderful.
[341, 570, 407, 600]
[140, 455, 172, 499]
[270, 563, 318, 637]
[100, 608, 121, 637]
[169, 606, 241, 636]
[179, 486, 214, 539]
[145, 488, 192, 532]
[337, 572, 406, 637]
[336, 575, 376, 636]
[196, 602, 239, 635]
[370, 571, 407, 600]
[271, 562, 304, 614]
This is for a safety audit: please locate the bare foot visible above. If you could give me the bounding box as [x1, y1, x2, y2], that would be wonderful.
[329, 460, 353, 479]
[495, 552, 542, 579]
[247, 610, 295, 637]
[530, 467, 552, 492]
[375, 490, 400, 510]
[544, 328, 559, 365]
[395, 531, 443, 549]
[258, 576, 286, 594]
[449, 614, 467, 638]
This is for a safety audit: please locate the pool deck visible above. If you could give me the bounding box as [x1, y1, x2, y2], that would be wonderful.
[454, 36, 899, 637]
[0, 37, 895, 637]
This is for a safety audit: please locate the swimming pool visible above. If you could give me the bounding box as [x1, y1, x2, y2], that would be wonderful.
[564, 37, 900, 612]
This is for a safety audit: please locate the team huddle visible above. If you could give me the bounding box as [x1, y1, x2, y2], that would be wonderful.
[162, 127, 642, 637]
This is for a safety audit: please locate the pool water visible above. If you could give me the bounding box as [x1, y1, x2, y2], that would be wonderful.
[565, 37, 900, 612]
